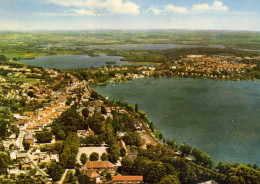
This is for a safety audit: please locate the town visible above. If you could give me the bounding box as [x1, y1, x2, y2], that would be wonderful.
[0, 59, 165, 183]
[0, 53, 259, 184]
[66, 54, 259, 87]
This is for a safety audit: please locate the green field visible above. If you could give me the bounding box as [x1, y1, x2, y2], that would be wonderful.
[0, 30, 260, 61]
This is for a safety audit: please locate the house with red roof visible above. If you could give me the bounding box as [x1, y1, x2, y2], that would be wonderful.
[112, 176, 143, 184]
[80, 161, 115, 173]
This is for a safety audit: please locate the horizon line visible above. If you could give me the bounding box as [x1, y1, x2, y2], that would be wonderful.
[0, 28, 260, 33]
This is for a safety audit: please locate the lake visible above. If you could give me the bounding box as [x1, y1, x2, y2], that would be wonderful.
[18, 54, 127, 69]
[93, 78, 260, 165]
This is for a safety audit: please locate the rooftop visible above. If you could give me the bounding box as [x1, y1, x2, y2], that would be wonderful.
[112, 176, 143, 182]
[83, 161, 114, 169]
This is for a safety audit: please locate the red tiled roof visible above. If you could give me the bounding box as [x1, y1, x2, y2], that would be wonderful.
[86, 170, 100, 178]
[83, 161, 114, 169]
[112, 176, 143, 182]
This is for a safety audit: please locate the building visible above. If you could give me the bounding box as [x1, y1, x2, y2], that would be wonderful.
[199, 180, 218, 184]
[77, 128, 95, 137]
[112, 176, 143, 184]
[80, 161, 115, 173]
[16, 153, 27, 162]
[118, 139, 127, 152]
[8, 134, 17, 142]
[21, 162, 31, 171]
[86, 170, 101, 183]
[24, 132, 34, 145]
[50, 153, 59, 162]
[127, 152, 138, 161]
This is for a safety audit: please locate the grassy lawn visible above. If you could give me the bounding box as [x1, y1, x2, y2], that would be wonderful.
[39, 141, 64, 152]
[3, 49, 45, 59]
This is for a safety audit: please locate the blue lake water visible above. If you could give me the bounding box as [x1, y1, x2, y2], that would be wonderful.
[18, 54, 126, 69]
[94, 78, 260, 165]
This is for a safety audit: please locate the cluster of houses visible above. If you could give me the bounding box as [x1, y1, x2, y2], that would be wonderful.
[176, 55, 256, 79]
[86, 66, 157, 85]
[0, 65, 93, 181]
[75, 98, 145, 183]
[0, 63, 144, 183]
[79, 160, 143, 183]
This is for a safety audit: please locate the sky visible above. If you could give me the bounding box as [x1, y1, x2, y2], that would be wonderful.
[0, 0, 259, 31]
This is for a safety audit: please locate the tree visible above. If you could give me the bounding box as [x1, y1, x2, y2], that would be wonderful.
[60, 148, 77, 169]
[112, 113, 121, 132]
[56, 129, 66, 140]
[191, 148, 214, 169]
[122, 132, 142, 147]
[179, 143, 192, 157]
[253, 164, 260, 171]
[106, 173, 112, 180]
[126, 104, 135, 112]
[84, 135, 103, 146]
[27, 91, 34, 98]
[107, 145, 120, 164]
[157, 174, 180, 184]
[166, 139, 178, 151]
[78, 174, 92, 184]
[90, 90, 99, 99]
[226, 165, 260, 184]
[0, 55, 7, 62]
[101, 105, 107, 115]
[80, 153, 88, 165]
[36, 132, 52, 143]
[227, 176, 246, 184]
[119, 156, 133, 174]
[0, 121, 8, 139]
[101, 153, 108, 161]
[132, 157, 167, 183]
[52, 107, 85, 135]
[22, 141, 30, 151]
[59, 133, 79, 168]
[138, 110, 148, 122]
[89, 152, 99, 161]
[82, 108, 90, 120]
[11, 125, 19, 137]
[120, 147, 126, 157]
[216, 162, 239, 175]
[135, 103, 138, 112]
[47, 163, 64, 182]
[0, 153, 12, 174]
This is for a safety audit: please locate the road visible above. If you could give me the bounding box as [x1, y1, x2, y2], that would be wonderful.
[16, 129, 26, 151]
[26, 149, 49, 182]
[57, 169, 68, 184]
[138, 117, 161, 148]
